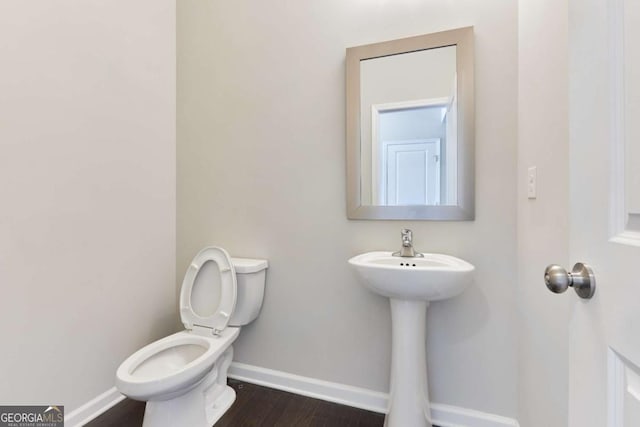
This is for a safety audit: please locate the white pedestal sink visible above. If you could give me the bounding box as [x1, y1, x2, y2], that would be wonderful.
[348, 251, 474, 427]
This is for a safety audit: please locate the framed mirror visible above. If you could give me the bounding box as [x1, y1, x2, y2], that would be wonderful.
[346, 27, 474, 220]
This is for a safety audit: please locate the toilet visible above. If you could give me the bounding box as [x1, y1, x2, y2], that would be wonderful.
[115, 246, 268, 427]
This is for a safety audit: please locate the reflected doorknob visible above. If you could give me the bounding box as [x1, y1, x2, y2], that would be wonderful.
[544, 263, 596, 299]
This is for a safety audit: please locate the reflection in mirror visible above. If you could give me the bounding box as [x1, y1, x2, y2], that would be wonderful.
[360, 46, 457, 206]
[346, 27, 474, 220]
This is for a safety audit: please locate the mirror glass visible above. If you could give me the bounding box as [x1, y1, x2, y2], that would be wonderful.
[346, 28, 474, 220]
[359, 46, 457, 206]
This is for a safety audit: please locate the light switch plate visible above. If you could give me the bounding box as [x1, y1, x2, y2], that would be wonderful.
[528, 166, 537, 199]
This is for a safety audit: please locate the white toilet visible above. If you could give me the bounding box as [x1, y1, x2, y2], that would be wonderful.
[115, 246, 268, 427]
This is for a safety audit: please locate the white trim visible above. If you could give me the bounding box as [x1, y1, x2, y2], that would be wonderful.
[608, 348, 625, 427]
[229, 362, 388, 413]
[64, 387, 125, 427]
[372, 97, 451, 113]
[607, 347, 640, 427]
[228, 362, 519, 427]
[609, 230, 640, 248]
[430, 403, 520, 427]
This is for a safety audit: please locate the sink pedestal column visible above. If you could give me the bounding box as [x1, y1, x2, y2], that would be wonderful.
[385, 299, 431, 427]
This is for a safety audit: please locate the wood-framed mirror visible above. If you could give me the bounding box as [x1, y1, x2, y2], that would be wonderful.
[346, 27, 474, 220]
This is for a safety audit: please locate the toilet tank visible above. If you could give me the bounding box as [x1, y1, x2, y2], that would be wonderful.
[230, 257, 268, 326]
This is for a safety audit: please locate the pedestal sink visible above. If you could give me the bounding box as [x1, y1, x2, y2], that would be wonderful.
[348, 251, 474, 427]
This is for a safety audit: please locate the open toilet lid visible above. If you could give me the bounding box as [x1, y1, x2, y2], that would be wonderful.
[179, 246, 237, 333]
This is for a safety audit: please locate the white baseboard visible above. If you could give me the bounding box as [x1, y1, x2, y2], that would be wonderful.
[229, 361, 388, 414]
[430, 403, 520, 427]
[65, 387, 125, 427]
[66, 363, 520, 427]
[229, 362, 520, 427]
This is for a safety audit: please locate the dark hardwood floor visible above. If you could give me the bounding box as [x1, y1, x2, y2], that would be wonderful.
[85, 380, 386, 427]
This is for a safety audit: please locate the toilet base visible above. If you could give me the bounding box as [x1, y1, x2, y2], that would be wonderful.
[141, 346, 235, 427]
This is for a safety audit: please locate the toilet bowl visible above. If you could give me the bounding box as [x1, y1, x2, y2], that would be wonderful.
[115, 247, 268, 427]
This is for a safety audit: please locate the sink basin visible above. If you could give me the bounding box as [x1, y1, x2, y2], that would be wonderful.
[348, 251, 474, 427]
[348, 251, 474, 301]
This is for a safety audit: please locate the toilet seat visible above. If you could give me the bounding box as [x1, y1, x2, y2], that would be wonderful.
[179, 247, 237, 334]
[115, 328, 240, 401]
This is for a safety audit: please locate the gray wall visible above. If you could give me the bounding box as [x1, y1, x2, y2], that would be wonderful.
[517, 0, 571, 425]
[0, 0, 176, 412]
[178, 0, 518, 417]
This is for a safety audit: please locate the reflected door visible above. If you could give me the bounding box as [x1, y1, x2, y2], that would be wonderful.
[372, 102, 447, 206]
[383, 139, 440, 205]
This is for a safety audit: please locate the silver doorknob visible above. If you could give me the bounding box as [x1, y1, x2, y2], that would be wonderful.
[544, 263, 596, 299]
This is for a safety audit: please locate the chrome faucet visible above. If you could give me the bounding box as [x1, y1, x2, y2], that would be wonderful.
[392, 228, 424, 258]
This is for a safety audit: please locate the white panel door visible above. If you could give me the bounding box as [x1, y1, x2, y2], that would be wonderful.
[568, 0, 640, 426]
[383, 139, 440, 205]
